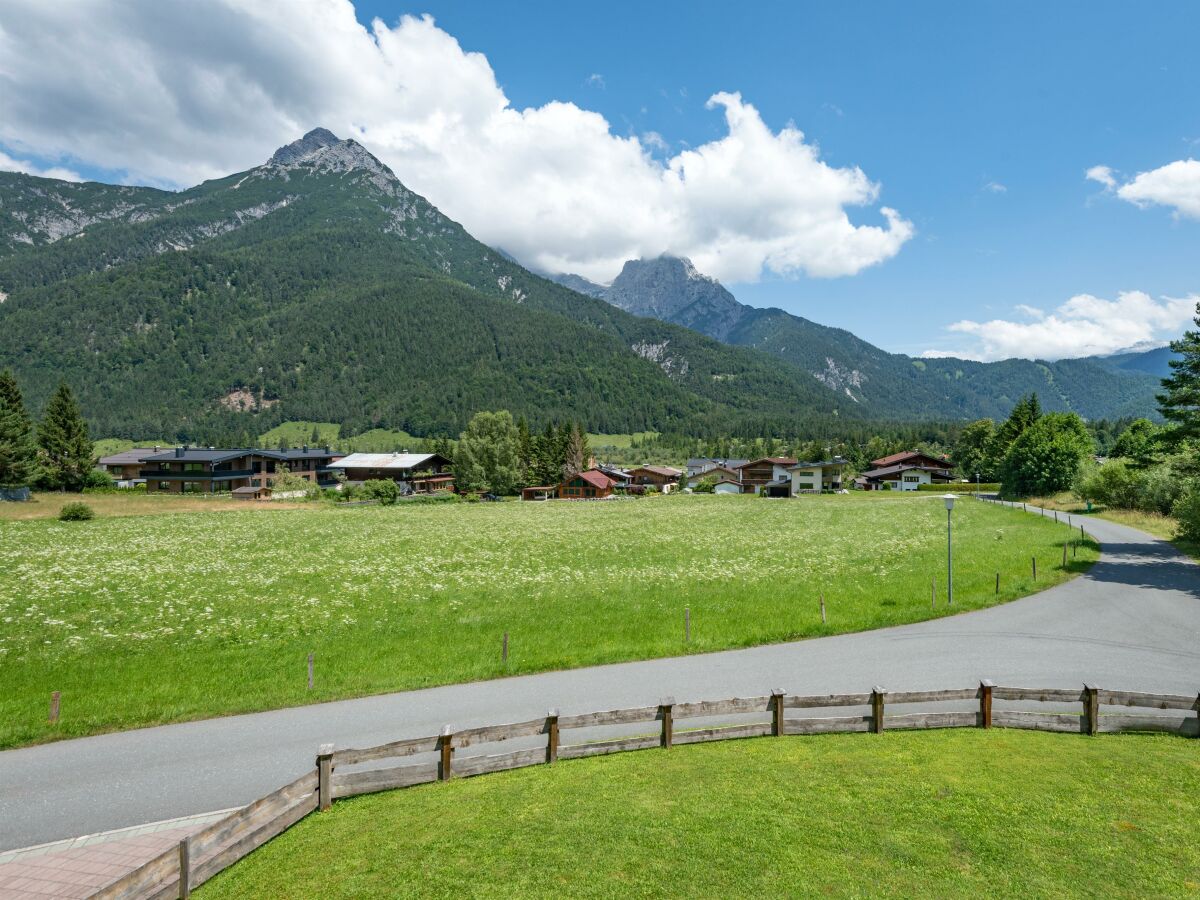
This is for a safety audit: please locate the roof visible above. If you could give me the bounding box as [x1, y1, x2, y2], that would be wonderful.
[571, 470, 616, 490]
[629, 465, 683, 477]
[687, 457, 749, 469]
[871, 450, 948, 467]
[690, 466, 741, 480]
[327, 452, 446, 471]
[788, 458, 849, 471]
[142, 447, 337, 464]
[98, 447, 161, 466]
[232, 485, 267, 495]
[738, 457, 798, 469]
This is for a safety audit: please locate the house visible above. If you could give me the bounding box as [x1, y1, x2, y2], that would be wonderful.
[687, 466, 742, 489]
[326, 453, 454, 493]
[686, 457, 749, 478]
[737, 458, 798, 496]
[558, 469, 616, 499]
[521, 486, 556, 501]
[788, 458, 849, 494]
[595, 463, 633, 486]
[140, 446, 338, 494]
[97, 447, 162, 484]
[857, 450, 955, 492]
[627, 465, 683, 490]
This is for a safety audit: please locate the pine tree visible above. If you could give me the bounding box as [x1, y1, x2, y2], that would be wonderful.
[0, 370, 38, 489]
[1158, 301, 1200, 453]
[38, 382, 93, 492]
[516, 416, 533, 486]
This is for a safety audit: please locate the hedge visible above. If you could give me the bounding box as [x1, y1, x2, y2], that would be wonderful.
[917, 482, 1000, 493]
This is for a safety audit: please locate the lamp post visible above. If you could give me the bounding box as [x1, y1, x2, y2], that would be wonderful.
[975, 472, 980, 497]
[942, 493, 957, 605]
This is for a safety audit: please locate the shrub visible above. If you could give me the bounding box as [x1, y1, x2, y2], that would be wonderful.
[1173, 481, 1200, 544]
[358, 479, 400, 505]
[692, 477, 716, 494]
[1139, 466, 1184, 516]
[1077, 459, 1144, 510]
[58, 501, 94, 521]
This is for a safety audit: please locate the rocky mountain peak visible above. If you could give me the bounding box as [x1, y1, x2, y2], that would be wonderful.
[269, 128, 341, 166]
[265, 128, 395, 186]
[605, 254, 746, 340]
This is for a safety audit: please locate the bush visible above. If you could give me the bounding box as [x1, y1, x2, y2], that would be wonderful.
[358, 479, 400, 505]
[58, 501, 94, 521]
[1077, 459, 1144, 510]
[1173, 481, 1200, 544]
[917, 483, 1000, 493]
[82, 470, 117, 491]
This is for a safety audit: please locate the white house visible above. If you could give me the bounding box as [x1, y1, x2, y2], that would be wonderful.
[788, 459, 849, 495]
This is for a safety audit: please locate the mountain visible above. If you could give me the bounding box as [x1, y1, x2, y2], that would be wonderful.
[0, 129, 856, 439]
[552, 255, 1167, 422]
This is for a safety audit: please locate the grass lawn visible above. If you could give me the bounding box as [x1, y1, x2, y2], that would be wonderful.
[0, 494, 1096, 749]
[0, 491, 308, 522]
[199, 730, 1200, 898]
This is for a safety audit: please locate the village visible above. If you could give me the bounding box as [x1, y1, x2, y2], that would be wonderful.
[95, 444, 960, 501]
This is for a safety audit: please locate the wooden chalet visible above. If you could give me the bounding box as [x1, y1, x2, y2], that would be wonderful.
[326, 453, 454, 493]
[626, 465, 683, 489]
[858, 450, 954, 491]
[558, 469, 616, 499]
[736, 457, 798, 496]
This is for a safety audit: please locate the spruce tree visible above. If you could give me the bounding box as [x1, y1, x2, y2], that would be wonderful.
[38, 382, 93, 492]
[0, 370, 38, 489]
[1158, 301, 1200, 453]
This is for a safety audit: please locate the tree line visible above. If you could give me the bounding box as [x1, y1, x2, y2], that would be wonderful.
[0, 371, 95, 492]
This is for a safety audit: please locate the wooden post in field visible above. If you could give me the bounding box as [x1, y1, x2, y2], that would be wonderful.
[930, 578, 936, 609]
[1054, 510, 1059, 523]
[307, 653, 314, 691]
[1073, 541, 1077, 558]
[820, 593, 826, 624]
[995, 572, 1000, 594]
[1080, 524, 1085, 541]
[659, 697, 674, 749]
[1083, 684, 1099, 736]
[316, 743, 334, 811]
[439, 725, 454, 780]
[684, 607, 690, 643]
[178, 837, 191, 899]
[771, 689, 785, 737]
[1032, 557, 1037, 579]
[870, 687, 886, 733]
[1062, 543, 1068, 567]
[48, 691, 60, 725]
[502, 632, 508, 665]
[546, 709, 559, 764]
[979, 679, 993, 728]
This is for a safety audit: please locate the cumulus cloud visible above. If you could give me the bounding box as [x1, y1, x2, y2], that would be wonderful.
[1085, 165, 1116, 189]
[0, 150, 82, 182]
[0, 0, 912, 283]
[1087, 159, 1200, 218]
[922, 290, 1197, 362]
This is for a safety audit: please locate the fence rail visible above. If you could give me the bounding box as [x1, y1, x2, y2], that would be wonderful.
[92, 681, 1199, 899]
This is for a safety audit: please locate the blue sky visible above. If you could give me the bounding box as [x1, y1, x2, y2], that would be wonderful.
[2, 1, 1198, 359]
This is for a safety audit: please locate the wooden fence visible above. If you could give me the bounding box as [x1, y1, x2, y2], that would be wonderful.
[93, 682, 1199, 899]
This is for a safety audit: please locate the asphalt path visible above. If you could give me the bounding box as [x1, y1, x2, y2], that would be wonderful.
[2, 500, 1197, 852]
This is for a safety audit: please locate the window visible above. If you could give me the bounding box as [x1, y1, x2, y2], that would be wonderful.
[182, 481, 204, 493]
[184, 462, 204, 473]
[158, 481, 170, 491]
[903, 475, 920, 482]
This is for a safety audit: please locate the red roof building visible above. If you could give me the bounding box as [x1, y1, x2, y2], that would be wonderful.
[557, 469, 616, 499]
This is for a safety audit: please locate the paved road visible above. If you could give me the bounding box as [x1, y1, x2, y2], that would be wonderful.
[1, 501, 1197, 852]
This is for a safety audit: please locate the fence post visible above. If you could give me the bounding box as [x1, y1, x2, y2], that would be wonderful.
[1032, 557, 1037, 579]
[48, 691, 60, 725]
[684, 607, 690, 643]
[502, 632, 508, 665]
[659, 697, 674, 749]
[177, 836, 190, 899]
[995, 572, 999, 594]
[871, 686, 886, 733]
[1062, 543, 1068, 567]
[439, 725, 454, 780]
[931, 578, 936, 609]
[316, 744, 334, 811]
[307, 653, 314, 691]
[1083, 684, 1099, 736]
[1054, 510, 1058, 523]
[979, 679, 993, 728]
[820, 593, 826, 624]
[772, 689, 785, 736]
[546, 709, 559, 764]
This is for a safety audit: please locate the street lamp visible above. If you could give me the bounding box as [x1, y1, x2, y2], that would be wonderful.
[942, 493, 957, 605]
[974, 472, 980, 496]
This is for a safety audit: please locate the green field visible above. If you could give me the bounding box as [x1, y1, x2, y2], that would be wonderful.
[200, 730, 1200, 898]
[0, 494, 1096, 749]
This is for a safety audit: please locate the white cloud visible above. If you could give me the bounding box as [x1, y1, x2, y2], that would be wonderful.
[1088, 159, 1200, 219]
[983, 181, 1007, 194]
[0, 1, 912, 283]
[922, 290, 1197, 362]
[0, 150, 82, 182]
[1085, 165, 1116, 189]
[1115, 159, 1200, 218]
[585, 73, 605, 89]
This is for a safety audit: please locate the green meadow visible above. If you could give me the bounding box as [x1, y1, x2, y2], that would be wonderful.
[0, 494, 1095, 748]
[200, 730, 1200, 898]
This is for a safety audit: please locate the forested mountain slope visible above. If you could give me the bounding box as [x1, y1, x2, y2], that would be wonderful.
[0, 130, 852, 438]
[552, 255, 1166, 422]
